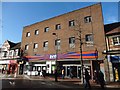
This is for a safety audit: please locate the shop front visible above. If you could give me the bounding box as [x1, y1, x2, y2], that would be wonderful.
[25, 50, 103, 80]
[110, 55, 120, 82]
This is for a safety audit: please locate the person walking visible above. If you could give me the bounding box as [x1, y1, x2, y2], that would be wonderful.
[84, 68, 91, 89]
[97, 70, 105, 89]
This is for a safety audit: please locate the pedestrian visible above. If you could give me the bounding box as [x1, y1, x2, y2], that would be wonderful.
[61, 68, 64, 79]
[97, 70, 105, 89]
[42, 70, 46, 78]
[84, 68, 91, 89]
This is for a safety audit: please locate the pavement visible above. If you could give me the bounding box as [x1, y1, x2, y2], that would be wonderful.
[1, 73, 120, 88]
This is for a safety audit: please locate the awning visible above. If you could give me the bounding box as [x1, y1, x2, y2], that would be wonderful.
[110, 56, 120, 63]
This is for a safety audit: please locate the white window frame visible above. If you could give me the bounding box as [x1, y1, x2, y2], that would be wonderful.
[112, 36, 120, 45]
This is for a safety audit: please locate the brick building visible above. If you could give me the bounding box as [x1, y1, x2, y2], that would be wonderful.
[21, 3, 107, 81]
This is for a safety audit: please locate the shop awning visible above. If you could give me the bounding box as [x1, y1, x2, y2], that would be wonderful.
[110, 56, 120, 63]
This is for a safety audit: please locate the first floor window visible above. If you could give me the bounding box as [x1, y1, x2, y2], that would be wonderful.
[25, 44, 29, 50]
[85, 34, 93, 42]
[112, 36, 120, 45]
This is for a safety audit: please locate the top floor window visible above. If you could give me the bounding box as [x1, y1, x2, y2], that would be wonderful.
[112, 36, 120, 45]
[35, 30, 39, 35]
[55, 24, 61, 30]
[85, 34, 93, 42]
[69, 20, 75, 27]
[84, 16, 92, 23]
[44, 27, 49, 32]
[26, 32, 30, 37]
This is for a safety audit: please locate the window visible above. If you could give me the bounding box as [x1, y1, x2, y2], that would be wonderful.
[69, 20, 75, 27]
[33, 43, 38, 49]
[69, 37, 75, 48]
[84, 16, 92, 23]
[85, 34, 93, 42]
[25, 44, 29, 50]
[43, 41, 48, 51]
[44, 27, 49, 32]
[55, 39, 60, 46]
[55, 39, 61, 50]
[26, 32, 30, 37]
[35, 30, 39, 35]
[112, 36, 120, 45]
[69, 37, 75, 44]
[55, 24, 61, 30]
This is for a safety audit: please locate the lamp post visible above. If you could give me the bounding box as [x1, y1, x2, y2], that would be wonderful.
[52, 33, 58, 82]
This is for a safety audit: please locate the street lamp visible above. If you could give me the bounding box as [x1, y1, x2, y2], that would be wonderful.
[52, 33, 58, 82]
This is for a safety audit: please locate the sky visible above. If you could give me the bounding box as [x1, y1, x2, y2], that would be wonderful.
[0, 2, 119, 45]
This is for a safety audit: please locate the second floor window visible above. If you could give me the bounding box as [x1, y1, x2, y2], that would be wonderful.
[69, 20, 75, 27]
[43, 41, 48, 51]
[85, 34, 93, 42]
[26, 32, 30, 37]
[56, 24, 61, 30]
[44, 27, 49, 32]
[25, 44, 29, 50]
[43, 41, 48, 47]
[112, 36, 120, 45]
[84, 16, 92, 23]
[33, 43, 38, 49]
[55, 39, 60, 46]
[35, 30, 39, 35]
[69, 37, 75, 48]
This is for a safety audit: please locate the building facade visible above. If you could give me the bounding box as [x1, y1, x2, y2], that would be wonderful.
[21, 3, 107, 81]
[0, 40, 22, 75]
[104, 22, 120, 82]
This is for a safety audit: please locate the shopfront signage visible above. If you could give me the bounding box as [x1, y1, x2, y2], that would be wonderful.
[49, 54, 57, 59]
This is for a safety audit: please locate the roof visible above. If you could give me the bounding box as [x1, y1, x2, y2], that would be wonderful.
[104, 22, 120, 35]
[10, 42, 21, 50]
[7, 40, 17, 48]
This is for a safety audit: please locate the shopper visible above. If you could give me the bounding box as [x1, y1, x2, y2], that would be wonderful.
[84, 68, 91, 89]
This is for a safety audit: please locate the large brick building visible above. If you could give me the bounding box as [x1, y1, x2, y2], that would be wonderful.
[21, 3, 107, 81]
